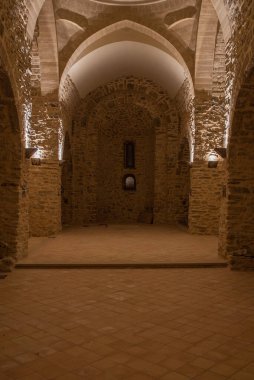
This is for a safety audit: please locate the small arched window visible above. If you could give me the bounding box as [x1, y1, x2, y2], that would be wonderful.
[124, 141, 135, 168]
[123, 174, 136, 191]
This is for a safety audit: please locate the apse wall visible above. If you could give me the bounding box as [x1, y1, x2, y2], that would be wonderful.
[96, 102, 155, 224]
[69, 77, 190, 226]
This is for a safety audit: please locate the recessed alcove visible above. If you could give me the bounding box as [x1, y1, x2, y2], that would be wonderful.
[123, 174, 136, 191]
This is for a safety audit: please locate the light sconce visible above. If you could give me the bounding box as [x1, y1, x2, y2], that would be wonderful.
[208, 151, 219, 168]
[25, 147, 38, 159]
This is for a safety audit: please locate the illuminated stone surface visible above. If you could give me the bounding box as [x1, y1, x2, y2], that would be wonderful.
[0, 0, 254, 273]
[0, 3, 254, 380]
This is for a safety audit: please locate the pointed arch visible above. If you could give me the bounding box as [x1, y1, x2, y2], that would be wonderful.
[59, 20, 194, 98]
[26, 0, 45, 40]
[195, 0, 219, 91]
[210, 0, 231, 43]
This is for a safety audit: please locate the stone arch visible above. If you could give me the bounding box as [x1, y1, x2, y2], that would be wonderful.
[61, 132, 73, 226]
[222, 64, 254, 269]
[59, 19, 195, 97]
[175, 137, 190, 226]
[195, 0, 219, 91]
[58, 20, 195, 164]
[71, 76, 190, 225]
[0, 64, 23, 269]
[26, 0, 45, 40]
[210, 0, 231, 43]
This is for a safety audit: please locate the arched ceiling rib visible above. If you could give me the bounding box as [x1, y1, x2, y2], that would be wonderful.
[26, 0, 45, 40]
[195, 0, 218, 91]
[210, 0, 231, 43]
[68, 41, 186, 98]
[165, 6, 197, 26]
[26, 0, 232, 45]
[37, 0, 59, 95]
[25, 0, 231, 99]
[55, 8, 88, 29]
[59, 20, 194, 98]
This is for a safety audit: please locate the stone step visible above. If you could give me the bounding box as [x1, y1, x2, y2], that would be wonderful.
[15, 262, 228, 269]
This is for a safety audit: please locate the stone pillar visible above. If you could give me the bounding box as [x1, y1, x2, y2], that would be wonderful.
[189, 161, 225, 234]
[29, 159, 61, 236]
[189, 91, 226, 235]
[28, 96, 62, 236]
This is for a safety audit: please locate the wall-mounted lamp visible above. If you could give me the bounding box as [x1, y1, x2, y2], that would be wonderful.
[208, 151, 219, 168]
[25, 147, 38, 159]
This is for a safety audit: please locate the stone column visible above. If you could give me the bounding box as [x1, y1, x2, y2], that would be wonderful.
[189, 91, 226, 235]
[28, 96, 62, 236]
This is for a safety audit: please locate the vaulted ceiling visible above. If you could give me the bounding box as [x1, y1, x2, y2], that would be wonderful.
[27, 0, 230, 98]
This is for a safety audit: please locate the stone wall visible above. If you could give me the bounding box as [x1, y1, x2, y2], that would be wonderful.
[0, 68, 22, 268]
[29, 160, 61, 236]
[27, 95, 62, 238]
[31, 24, 41, 95]
[70, 77, 189, 226]
[29, 96, 61, 159]
[26, 16, 63, 237]
[212, 26, 226, 97]
[189, 23, 227, 236]
[59, 75, 80, 160]
[0, 0, 31, 107]
[194, 91, 225, 161]
[0, 1, 31, 268]
[175, 79, 194, 158]
[0, 0, 253, 271]
[60, 75, 80, 131]
[174, 138, 190, 226]
[224, 0, 254, 133]
[224, 65, 254, 269]
[189, 161, 225, 235]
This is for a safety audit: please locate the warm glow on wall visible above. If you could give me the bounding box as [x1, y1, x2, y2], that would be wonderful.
[224, 111, 230, 148]
[23, 102, 32, 148]
[58, 119, 64, 160]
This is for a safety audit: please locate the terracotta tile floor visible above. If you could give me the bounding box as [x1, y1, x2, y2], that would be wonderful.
[0, 268, 254, 379]
[20, 225, 225, 265]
